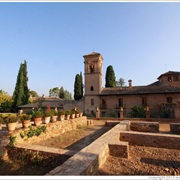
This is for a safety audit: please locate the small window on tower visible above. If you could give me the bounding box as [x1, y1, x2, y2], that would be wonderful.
[91, 99, 94, 106]
[90, 86, 94, 91]
[90, 63, 94, 73]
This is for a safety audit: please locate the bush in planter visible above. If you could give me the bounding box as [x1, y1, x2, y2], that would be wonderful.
[50, 109, 58, 122]
[19, 114, 32, 128]
[19, 114, 32, 121]
[43, 111, 52, 124]
[2, 114, 19, 131]
[3, 114, 19, 124]
[33, 111, 43, 118]
[33, 111, 43, 126]
[58, 110, 65, 120]
[65, 110, 71, 120]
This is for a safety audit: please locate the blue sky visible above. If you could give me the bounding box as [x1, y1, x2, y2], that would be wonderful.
[0, 2, 180, 97]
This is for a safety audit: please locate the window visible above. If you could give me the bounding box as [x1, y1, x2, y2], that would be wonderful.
[119, 98, 123, 107]
[142, 97, 147, 106]
[167, 76, 172, 82]
[174, 75, 179, 81]
[91, 99, 94, 106]
[167, 97, 172, 103]
[90, 63, 94, 73]
[90, 86, 94, 91]
[101, 99, 106, 109]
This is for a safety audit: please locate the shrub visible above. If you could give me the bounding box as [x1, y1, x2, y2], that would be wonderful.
[3, 114, 19, 124]
[19, 114, 32, 121]
[130, 106, 146, 118]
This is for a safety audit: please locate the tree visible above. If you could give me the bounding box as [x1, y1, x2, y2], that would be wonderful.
[0, 91, 12, 112]
[12, 60, 29, 110]
[74, 74, 82, 100]
[116, 78, 126, 87]
[59, 86, 65, 99]
[29, 90, 39, 98]
[49, 87, 59, 97]
[64, 90, 73, 100]
[105, 65, 116, 87]
[80, 72, 83, 97]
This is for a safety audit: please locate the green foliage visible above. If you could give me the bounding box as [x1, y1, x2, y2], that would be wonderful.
[0, 93, 12, 112]
[19, 114, 32, 121]
[33, 111, 43, 118]
[59, 86, 65, 99]
[29, 90, 39, 98]
[12, 60, 29, 111]
[50, 109, 58, 116]
[116, 78, 126, 87]
[105, 65, 116, 87]
[74, 73, 82, 100]
[58, 110, 65, 116]
[9, 135, 16, 147]
[130, 106, 146, 118]
[3, 114, 19, 124]
[20, 126, 46, 139]
[105, 109, 118, 117]
[49, 87, 59, 97]
[64, 90, 73, 100]
[65, 110, 71, 115]
[80, 72, 83, 98]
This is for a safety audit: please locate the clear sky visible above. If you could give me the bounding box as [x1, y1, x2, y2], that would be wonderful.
[0, 2, 180, 97]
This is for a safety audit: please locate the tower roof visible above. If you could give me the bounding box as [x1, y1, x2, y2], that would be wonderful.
[83, 52, 101, 57]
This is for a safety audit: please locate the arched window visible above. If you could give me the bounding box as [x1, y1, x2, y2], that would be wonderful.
[90, 86, 94, 91]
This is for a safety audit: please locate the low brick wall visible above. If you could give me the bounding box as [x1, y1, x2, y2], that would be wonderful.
[108, 141, 129, 158]
[13, 116, 88, 144]
[0, 117, 87, 158]
[0, 131, 10, 159]
[170, 123, 180, 135]
[130, 121, 159, 133]
[120, 131, 180, 150]
[46, 121, 129, 175]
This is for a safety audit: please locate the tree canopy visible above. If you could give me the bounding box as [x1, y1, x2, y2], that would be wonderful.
[105, 65, 116, 87]
[116, 78, 126, 87]
[12, 60, 29, 111]
[74, 74, 82, 100]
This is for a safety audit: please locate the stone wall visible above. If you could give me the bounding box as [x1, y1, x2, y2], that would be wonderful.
[120, 131, 180, 150]
[130, 121, 159, 133]
[170, 123, 180, 135]
[46, 121, 129, 175]
[0, 116, 87, 158]
[0, 131, 10, 159]
[63, 99, 83, 112]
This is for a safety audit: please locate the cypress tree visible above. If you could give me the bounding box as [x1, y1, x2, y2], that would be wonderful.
[59, 86, 65, 99]
[80, 72, 83, 98]
[105, 65, 116, 87]
[12, 60, 29, 110]
[74, 74, 82, 100]
[22, 60, 29, 104]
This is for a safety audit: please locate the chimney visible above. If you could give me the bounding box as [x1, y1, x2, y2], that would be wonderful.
[128, 80, 132, 88]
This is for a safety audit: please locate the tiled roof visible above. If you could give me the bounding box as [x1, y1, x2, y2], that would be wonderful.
[100, 84, 180, 96]
[157, 71, 180, 79]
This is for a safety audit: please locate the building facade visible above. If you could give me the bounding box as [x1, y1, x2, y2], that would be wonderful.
[83, 52, 180, 119]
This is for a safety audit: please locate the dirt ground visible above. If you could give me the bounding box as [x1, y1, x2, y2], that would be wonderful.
[99, 145, 180, 176]
[0, 120, 179, 176]
[98, 122, 180, 176]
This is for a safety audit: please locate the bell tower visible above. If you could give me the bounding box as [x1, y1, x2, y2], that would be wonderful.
[83, 52, 103, 115]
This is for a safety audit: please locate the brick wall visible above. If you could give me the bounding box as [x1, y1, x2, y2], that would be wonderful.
[0, 116, 87, 158]
[120, 131, 180, 150]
